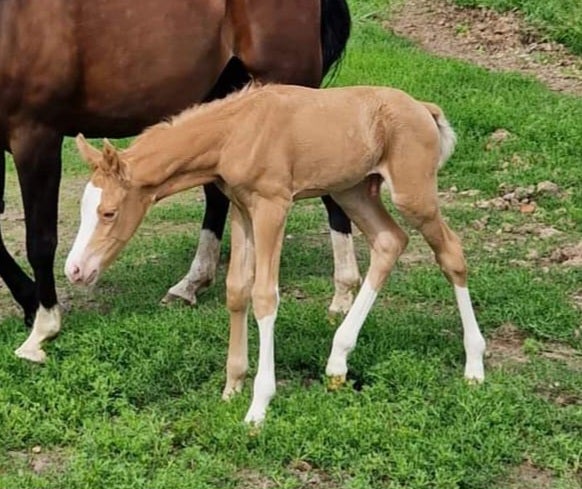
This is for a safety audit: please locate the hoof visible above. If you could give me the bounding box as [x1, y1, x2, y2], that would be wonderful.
[465, 375, 485, 385]
[15, 347, 47, 363]
[244, 410, 266, 426]
[464, 363, 485, 384]
[327, 310, 344, 328]
[222, 380, 244, 400]
[328, 297, 352, 318]
[326, 374, 346, 391]
[160, 292, 197, 307]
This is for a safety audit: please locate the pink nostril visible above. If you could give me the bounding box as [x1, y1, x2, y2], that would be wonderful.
[69, 264, 82, 282]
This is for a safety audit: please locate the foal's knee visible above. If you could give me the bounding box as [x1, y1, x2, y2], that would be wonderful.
[251, 286, 279, 319]
[226, 276, 251, 313]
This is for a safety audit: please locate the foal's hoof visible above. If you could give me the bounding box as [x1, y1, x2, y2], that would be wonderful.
[222, 380, 244, 400]
[464, 363, 485, 384]
[327, 310, 344, 327]
[15, 346, 47, 364]
[326, 374, 346, 391]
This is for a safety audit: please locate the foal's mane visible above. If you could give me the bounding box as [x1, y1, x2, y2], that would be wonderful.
[131, 82, 264, 146]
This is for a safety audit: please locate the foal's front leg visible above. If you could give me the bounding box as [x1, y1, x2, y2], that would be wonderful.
[244, 198, 289, 424]
[223, 206, 254, 399]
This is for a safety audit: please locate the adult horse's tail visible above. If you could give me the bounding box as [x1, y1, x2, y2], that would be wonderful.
[320, 0, 351, 81]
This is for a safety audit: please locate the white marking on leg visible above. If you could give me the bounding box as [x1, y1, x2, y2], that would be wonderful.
[329, 230, 361, 315]
[244, 292, 278, 425]
[65, 182, 102, 282]
[454, 285, 486, 382]
[163, 229, 220, 305]
[326, 279, 378, 378]
[15, 305, 62, 363]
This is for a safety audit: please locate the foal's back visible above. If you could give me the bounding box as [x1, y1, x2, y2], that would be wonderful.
[223, 85, 441, 199]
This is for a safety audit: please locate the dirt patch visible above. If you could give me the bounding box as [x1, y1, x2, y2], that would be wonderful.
[7, 447, 68, 475]
[501, 461, 556, 489]
[548, 241, 582, 267]
[538, 342, 582, 371]
[474, 181, 563, 214]
[486, 322, 528, 368]
[536, 381, 581, 407]
[236, 463, 347, 489]
[388, 0, 582, 96]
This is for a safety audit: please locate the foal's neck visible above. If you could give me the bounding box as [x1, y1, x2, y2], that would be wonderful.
[124, 106, 232, 200]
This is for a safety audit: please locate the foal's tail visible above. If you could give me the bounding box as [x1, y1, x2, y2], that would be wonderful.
[320, 0, 351, 83]
[422, 102, 457, 169]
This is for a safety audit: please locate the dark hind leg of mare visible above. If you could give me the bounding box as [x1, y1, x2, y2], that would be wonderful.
[162, 58, 251, 305]
[0, 149, 38, 327]
[9, 126, 63, 362]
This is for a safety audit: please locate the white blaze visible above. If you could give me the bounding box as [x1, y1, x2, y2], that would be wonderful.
[65, 182, 102, 282]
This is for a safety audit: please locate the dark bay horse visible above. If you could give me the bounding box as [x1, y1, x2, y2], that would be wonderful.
[0, 0, 361, 362]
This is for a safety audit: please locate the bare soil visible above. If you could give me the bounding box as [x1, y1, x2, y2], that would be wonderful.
[388, 0, 582, 96]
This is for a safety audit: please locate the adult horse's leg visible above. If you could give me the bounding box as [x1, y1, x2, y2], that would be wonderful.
[0, 150, 38, 326]
[322, 195, 361, 316]
[163, 58, 250, 306]
[10, 126, 63, 362]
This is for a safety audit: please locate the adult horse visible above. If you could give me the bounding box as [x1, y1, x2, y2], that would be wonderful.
[0, 0, 360, 362]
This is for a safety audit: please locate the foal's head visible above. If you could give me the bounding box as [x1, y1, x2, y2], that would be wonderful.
[65, 135, 153, 285]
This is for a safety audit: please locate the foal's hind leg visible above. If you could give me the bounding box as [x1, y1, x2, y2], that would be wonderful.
[325, 183, 409, 386]
[392, 190, 486, 381]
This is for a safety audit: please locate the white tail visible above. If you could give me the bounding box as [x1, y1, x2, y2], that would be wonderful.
[422, 102, 457, 169]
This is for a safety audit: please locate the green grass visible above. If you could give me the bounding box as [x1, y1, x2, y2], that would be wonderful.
[1, 1, 582, 488]
[452, 0, 582, 55]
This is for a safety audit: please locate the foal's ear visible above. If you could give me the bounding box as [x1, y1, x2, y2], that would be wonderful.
[75, 134, 101, 170]
[102, 139, 129, 183]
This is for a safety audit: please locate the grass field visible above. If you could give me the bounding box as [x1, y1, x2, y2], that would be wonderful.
[452, 0, 582, 55]
[1, 1, 581, 488]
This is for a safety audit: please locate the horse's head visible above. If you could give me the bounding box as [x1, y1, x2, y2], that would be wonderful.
[65, 135, 153, 285]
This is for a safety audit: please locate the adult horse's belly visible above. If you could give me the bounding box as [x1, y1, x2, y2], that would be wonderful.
[69, 0, 229, 136]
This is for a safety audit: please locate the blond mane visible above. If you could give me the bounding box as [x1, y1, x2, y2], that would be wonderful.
[131, 82, 265, 147]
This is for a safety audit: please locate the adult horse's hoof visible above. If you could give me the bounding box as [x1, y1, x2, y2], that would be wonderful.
[15, 346, 47, 363]
[160, 290, 197, 307]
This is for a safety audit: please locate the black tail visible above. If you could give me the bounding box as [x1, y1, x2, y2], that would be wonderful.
[320, 0, 351, 83]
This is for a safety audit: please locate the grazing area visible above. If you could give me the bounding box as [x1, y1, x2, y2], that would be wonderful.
[1, 0, 581, 487]
[452, 0, 582, 55]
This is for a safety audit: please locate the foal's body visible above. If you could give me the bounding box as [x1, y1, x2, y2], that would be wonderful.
[68, 85, 486, 423]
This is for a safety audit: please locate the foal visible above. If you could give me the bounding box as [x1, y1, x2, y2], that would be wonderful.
[66, 84, 486, 423]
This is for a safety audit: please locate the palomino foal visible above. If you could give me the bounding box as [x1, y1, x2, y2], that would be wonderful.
[66, 85, 486, 423]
